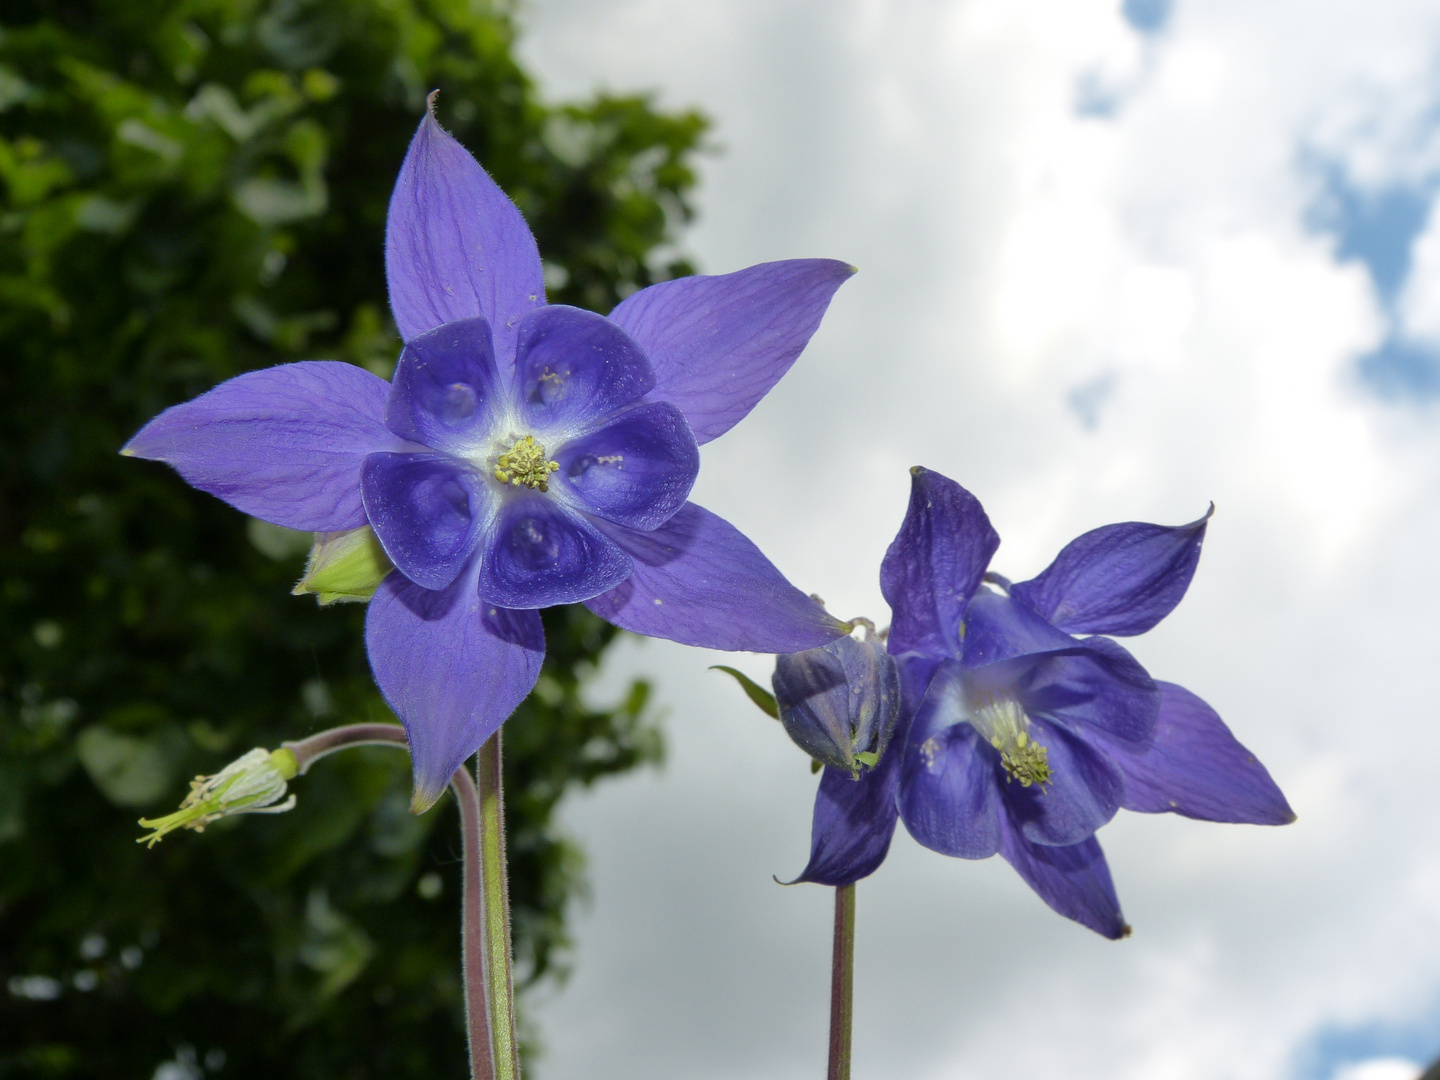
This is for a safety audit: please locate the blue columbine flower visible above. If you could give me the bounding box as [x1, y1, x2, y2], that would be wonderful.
[123, 96, 852, 809]
[789, 466, 1293, 938]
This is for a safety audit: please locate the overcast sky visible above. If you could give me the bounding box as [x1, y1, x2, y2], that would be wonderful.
[510, 2, 1440, 1078]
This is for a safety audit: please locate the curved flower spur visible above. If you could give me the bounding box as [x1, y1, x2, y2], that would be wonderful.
[784, 467, 1293, 938]
[124, 95, 853, 809]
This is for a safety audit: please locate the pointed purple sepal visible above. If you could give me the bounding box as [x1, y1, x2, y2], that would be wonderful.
[365, 567, 545, 811]
[584, 502, 849, 652]
[881, 467, 999, 659]
[122, 361, 394, 532]
[1010, 506, 1213, 637]
[1104, 682, 1295, 824]
[385, 100, 544, 365]
[608, 259, 855, 443]
[792, 752, 902, 886]
[998, 816, 1129, 939]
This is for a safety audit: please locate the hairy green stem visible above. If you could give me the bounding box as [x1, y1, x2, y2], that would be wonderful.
[478, 731, 520, 1079]
[828, 884, 856, 1080]
[282, 723, 494, 1080]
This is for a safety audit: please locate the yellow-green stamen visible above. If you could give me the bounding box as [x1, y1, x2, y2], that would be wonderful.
[136, 747, 297, 847]
[971, 695, 1052, 789]
[492, 435, 560, 492]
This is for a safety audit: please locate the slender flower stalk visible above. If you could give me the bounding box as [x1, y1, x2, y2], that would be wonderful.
[828, 884, 856, 1080]
[277, 724, 495, 1080]
[478, 732, 520, 1080]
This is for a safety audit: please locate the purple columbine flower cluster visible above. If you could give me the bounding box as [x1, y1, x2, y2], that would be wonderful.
[784, 466, 1293, 938]
[124, 96, 852, 810]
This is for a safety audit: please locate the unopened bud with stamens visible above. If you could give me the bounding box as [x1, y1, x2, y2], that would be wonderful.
[137, 747, 299, 848]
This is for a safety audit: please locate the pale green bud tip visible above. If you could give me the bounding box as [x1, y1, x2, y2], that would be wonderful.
[293, 526, 393, 605]
[137, 747, 297, 848]
[409, 783, 445, 816]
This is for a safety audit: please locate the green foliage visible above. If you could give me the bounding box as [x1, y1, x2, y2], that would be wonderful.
[0, 0, 704, 1075]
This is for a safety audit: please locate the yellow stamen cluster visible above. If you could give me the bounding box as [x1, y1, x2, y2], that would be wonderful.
[993, 729, 1052, 788]
[493, 435, 560, 492]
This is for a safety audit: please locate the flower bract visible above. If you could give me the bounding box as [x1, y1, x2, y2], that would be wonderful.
[124, 95, 852, 809]
[790, 466, 1293, 939]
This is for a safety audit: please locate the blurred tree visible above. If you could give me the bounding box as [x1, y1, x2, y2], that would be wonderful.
[0, 0, 708, 1076]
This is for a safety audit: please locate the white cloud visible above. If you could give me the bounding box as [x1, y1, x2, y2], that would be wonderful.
[1333, 1060, 1423, 1080]
[514, 1, 1440, 1077]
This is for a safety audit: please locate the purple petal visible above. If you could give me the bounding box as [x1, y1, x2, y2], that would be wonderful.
[880, 467, 999, 659]
[1008, 635, 1160, 745]
[553, 402, 699, 530]
[961, 588, 1079, 667]
[608, 260, 855, 443]
[478, 493, 632, 608]
[513, 305, 655, 432]
[997, 817, 1129, 939]
[897, 663, 1002, 859]
[792, 751, 902, 886]
[1101, 682, 1295, 824]
[1010, 506, 1213, 636]
[998, 717, 1123, 847]
[366, 567, 544, 811]
[122, 361, 394, 531]
[584, 502, 849, 651]
[386, 317, 503, 452]
[385, 100, 544, 365]
[361, 452, 490, 591]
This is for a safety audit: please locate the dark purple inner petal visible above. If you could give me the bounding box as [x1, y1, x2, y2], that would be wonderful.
[478, 492, 633, 608]
[386, 317, 502, 452]
[1019, 636, 1160, 744]
[896, 662, 1002, 859]
[553, 401, 698, 530]
[960, 588, 1079, 667]
[361, 452, 489, 591]
[512, 305, 655, 432]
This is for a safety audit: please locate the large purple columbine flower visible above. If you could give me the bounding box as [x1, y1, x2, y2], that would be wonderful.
[789, 466, 1293, 938]
[123, 97, 853, 809]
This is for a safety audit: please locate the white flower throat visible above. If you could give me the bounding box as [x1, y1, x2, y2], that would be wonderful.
[968, 692, 1052, 788]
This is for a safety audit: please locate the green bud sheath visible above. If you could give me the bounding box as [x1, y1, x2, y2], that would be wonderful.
[293, 526, 394, 605]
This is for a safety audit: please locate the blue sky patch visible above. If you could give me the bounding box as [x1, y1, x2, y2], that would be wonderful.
[1292, 999, 1439, 1080]
[1122, 0, 1173, 34]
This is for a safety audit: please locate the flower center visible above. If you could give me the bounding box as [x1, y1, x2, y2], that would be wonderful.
[492, 435, 560, 492]
[969, 695, 1051, 788]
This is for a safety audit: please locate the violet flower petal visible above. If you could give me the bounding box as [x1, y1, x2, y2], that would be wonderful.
[478, 493, 632, 608]
[385, 100, 544, 366]
[361, 452, 490, 591]
[513, 305, 656, 432]
[1101, 682, 1295, 824]
[960, 588, 1079, 667]
[898, 664, 1003, 859]
[608, 259, 855, 443]
[792, 752, 903, 887]
[999, 717, 1123, 847]
[366, 566, 544, 812]
[999, 635, 1159, 745]
[122, 361, 394, 532]
[881, 467, 999, 659]
[1010, 507, 1213, 636]
[554, 401, 699, 530]
[997, 816, 1129, 939]
[584, 502, 849, 652]
[386, 317, 503, 452]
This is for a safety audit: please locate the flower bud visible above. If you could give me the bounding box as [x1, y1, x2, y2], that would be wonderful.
[772, 635, 900, 777]
[292, 526, 393, 605]
[137, 747, 299, 847]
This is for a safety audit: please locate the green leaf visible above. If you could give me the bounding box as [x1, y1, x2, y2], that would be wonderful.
[709, 666, 779, 719]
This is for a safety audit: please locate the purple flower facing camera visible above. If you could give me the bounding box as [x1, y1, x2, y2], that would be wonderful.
[124, 98, 852, 809]
[790, 467, 1293, 938]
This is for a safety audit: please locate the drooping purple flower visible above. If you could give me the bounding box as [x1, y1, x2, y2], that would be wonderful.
[123, 96, 852, 809]
[791, 466, 1293, 939]
[772, 634, 901, 776]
